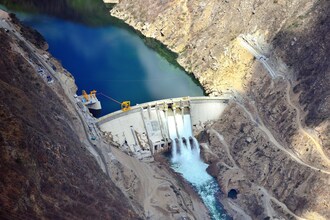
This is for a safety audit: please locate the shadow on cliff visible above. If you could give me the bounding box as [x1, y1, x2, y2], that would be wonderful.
[272, 0, 330, 128]
[242, 0, 330, 218]
[245, 0, 330, 162]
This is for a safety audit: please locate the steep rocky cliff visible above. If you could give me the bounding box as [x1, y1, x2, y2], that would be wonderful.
[0, 15, 139, 219]
[110, 0, 330, 219]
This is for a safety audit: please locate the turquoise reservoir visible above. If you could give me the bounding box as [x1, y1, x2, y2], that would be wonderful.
[15, 12, 203, 115]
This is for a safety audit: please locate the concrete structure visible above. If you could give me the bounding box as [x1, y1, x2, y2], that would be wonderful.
[97, 96, 229, 159]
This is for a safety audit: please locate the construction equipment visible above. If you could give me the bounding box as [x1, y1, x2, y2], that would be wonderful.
[121, 101, 131, 112]
[98, 93, 131, 112]
[79, 90, 102, 111]
[90, 90, 97, 99]
[82, 90, 89, 101]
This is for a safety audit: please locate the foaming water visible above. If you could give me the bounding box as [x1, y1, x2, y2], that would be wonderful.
[168, 113, 230, 220]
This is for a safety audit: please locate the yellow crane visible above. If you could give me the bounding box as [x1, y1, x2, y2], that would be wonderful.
[82, 90, 98, 102]
[121, 101, 131, 112]
[90, 90, 97, 99]
[82, 90, 90, 101]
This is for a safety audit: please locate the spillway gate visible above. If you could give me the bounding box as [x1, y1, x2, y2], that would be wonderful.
[97, 96, 229, 160]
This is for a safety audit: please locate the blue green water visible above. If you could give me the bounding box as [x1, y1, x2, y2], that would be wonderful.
[13, 12, 203, 115]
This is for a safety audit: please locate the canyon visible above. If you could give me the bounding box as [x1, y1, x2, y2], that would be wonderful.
[0, 0, 329, 219]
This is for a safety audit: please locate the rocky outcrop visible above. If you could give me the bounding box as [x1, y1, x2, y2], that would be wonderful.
[110, 0, 330, 218]
[271, 1, 330, 159]
[0, 17, 139, 219]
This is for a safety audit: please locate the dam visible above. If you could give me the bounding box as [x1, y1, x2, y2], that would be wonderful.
[97, 96, 230, 160]
[97, 96, 232, 219]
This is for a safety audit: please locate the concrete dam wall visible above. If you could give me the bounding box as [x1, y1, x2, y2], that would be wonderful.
[97, 96, 229, 160]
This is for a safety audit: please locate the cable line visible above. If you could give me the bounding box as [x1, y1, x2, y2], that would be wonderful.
[97, 92, 131, 112]
[98, 92, 122, 104]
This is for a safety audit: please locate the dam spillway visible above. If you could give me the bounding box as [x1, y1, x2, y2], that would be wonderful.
[97, 96, 229, 160]
[97, 96, 231, 219]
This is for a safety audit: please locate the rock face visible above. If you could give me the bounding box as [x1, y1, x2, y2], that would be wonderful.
[203, 101, 329, 219]
[111, 0, 319, 92]
[110, 0, 330, 219]
[0, 17, 138, 219]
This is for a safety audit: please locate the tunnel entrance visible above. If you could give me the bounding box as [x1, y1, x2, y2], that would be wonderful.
[228, 189, 238, 199]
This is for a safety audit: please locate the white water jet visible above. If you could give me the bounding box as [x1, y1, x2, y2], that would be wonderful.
[167, 112, 229, 220]
[171, 138, 177, 161]
[191, 136, 201, 157]
[167, 115, 178, 138]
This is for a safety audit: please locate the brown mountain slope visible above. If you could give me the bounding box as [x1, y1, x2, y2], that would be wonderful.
[0, 27, 138, 219]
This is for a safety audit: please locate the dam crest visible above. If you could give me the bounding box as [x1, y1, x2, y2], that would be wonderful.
[97, 96, 229, 160]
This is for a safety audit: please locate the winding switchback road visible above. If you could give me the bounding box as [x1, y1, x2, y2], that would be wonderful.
[236, 102, 330, 174]
[238, 35, 330, 173]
